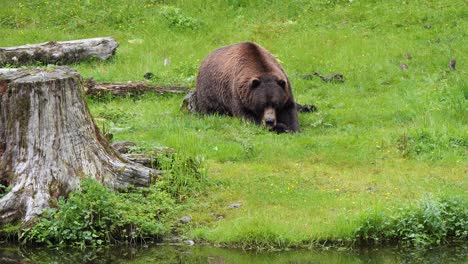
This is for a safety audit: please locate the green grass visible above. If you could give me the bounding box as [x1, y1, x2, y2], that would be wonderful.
[1, 0, 466, 248]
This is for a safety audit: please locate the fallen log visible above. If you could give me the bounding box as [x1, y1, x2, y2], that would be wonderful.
[0, 37, 118, 66]
[83, 78, 190, 96]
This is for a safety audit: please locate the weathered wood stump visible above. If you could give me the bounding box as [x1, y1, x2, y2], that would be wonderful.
[0, 37, 118, 66]
[0, 66, 160, 224]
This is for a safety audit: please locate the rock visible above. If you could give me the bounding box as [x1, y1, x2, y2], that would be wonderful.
[228, 203, 241, 209]
[163, 58, 171, 67]
[184, 240, 195, 246]
[180, 216, 192, 224]
[216, 215, 224, 220]
[112, 141, 137, 154]
[400, 64, 408, 71]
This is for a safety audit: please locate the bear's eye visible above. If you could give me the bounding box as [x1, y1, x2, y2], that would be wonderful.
[251, 79, 261, 89]
[277, 80, 286, 89]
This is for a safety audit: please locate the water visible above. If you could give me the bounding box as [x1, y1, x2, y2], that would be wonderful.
[0, 244, 466, 263]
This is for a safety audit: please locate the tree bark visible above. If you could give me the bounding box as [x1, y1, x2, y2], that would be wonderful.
[0, 37, 118, 66]
[0, 66, 160, 225]
[83, 78, 189, 96]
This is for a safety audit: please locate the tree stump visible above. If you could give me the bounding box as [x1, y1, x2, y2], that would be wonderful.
[0, 66, 159, 225]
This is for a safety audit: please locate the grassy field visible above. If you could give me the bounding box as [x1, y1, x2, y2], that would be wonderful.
[1, 0, 466, 248]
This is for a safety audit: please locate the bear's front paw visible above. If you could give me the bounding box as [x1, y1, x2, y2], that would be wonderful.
[270, 123, 290, 134]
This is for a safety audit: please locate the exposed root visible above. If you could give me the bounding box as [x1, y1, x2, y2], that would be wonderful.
[0, 192, 22, 224]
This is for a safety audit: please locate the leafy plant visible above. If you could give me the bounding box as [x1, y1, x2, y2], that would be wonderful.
[21, 178, 178, 248]
[159, 6, 202, 30]
[354, 196, 467, 246]
[21, 178, 122, 248]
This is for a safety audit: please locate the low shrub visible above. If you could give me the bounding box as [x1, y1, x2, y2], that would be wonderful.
[159, 6, 202, 30]
[21, 178, 124, 248]
[20, 152, 208, 248]
[354, 196, 467, 246]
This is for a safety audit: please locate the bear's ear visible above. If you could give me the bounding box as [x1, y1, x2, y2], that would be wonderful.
[251, 79, 261, 89]
[277, 79, 286, 89]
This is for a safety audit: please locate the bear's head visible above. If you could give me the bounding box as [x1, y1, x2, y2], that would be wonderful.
[240, 74, 290, 130]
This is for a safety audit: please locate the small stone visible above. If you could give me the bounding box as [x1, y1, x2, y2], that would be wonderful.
[400, 64, 408, 71]
[216, 215, 224, 220]
[184, 240, 195, 246]
[179, 216, 192, 224]
[163, 58, 171, 67]
[228, 202, 241, 209]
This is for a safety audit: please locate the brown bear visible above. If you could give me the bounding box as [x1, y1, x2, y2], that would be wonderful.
[195, 42, 299, 133]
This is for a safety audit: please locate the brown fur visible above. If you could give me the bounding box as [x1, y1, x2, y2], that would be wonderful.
[195, 42, 299, 132]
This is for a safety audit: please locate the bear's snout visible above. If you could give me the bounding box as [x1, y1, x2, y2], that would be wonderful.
[262, 107, 277, 128]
